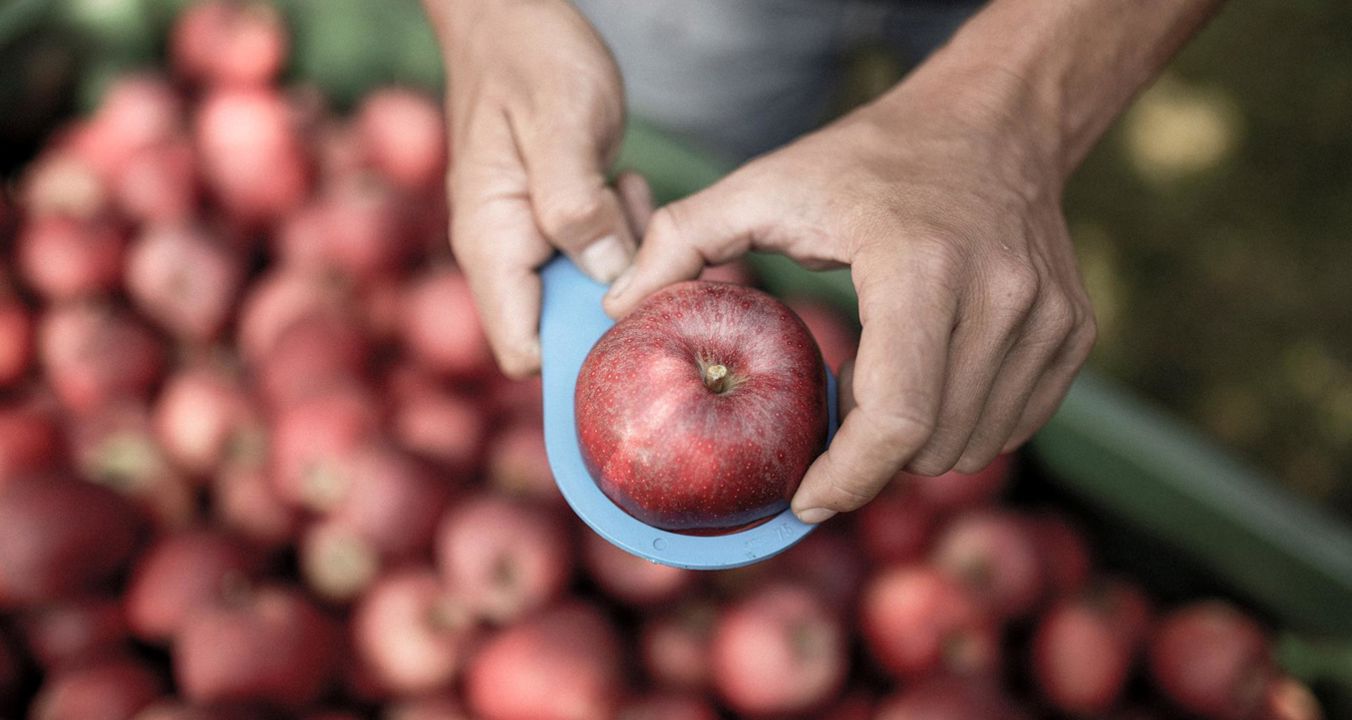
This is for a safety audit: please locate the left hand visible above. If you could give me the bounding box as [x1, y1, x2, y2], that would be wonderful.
[603, 68, 1097, 523]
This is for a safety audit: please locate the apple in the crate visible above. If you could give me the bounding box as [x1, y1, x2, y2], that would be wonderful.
[299, 515, 382, 603]
[175, 585, 339, 709]
[575, 281, 828, 533]
[1149, 601, 1274, 720]
[353, 568, 475, 696]
[710, 583, 847, 717]
[18, 596, 129, 670]
[0, 395, 63, 487]
[0, 476, 141, 607]
[581, 531, 694, 607]
[465, 602, 622, 720]
[125, 530, 260, 644]
[125, 223, 244, 342]
[860, 564, 1001, 681]
[616, 694, 719, 720]
[210, 461, 299, 552]
[1027, 512, 1094, 599]
[31, 655, 165, 720]
[355, 88, 447, 193]
[153, 364, 258, 477]
[171, 0, 288, 88]
[874, 678, 1023, 720]
[640, 601, 716, 692]
[435, 494, 572, 623]
[931, 509, 1045, 619]
[39, 302, 165, 414]
[0, 291, 34, 388]
[18, 216, 126, 302]
[400, 267, 493, 379]
[115, 136, 198, 224]
[1031, 592, 1136, 714]
[854, 484, 936, 566]
[194, 87, 309, 225]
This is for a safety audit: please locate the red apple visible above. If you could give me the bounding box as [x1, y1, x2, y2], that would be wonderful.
[256, 311, 371, 409]
[86, 74, 183, 174]
[125, 223, 244, 342]
[210, 462, 300, 552]
[18, 216, 125, 302]
[616, 694, 718, 720]
[853, 485, 936, 566]
[132, 701, 269, 720]
[821, 691, 876, 720]
[1092, 576, 1154, 649]
[400, 267, 493, 379]
[391, 370, 485, 473]
[329, 446, 452, 558]
[299, 516, 382, 602]
[1031, 594, 1134, 715]
[125, 529, 260, 644]
[195, 87, 309, 225]
[70, 402, 195, 531]
[32, 655, 165, 720]
[115, 137, 198, 223]
[465, 602, 622, 720]
[902, 453, 1013, 512]
[786, 299, 858, 373]
[931, 509, 1045, 619]
[380, 695, 471, 720]
[1259, 675, 1324, 720]
[154, 364, 259, 476]
[640, 602, 716, 692]
[175, 585, 339, 709]
[236, 268, 349, 362]
[575, 281, 828, 533]
[353, 568, 475, 696]
[39, 302, 165, 413]
[859, 564, 1000, 681]
[485, 420, 560, 504]
[435, 494, 572, 623]
[1149, 601, 1273, 720]
[710, 583, 846, 717]
[770, 528, 866, 611]
[874, 679, 1021, 720]
[0, 294, 33, 388]
[0, 396, 63, 486]
[268, 386, 380, 511]
[171, 0, 287, 88]
[19, 149, 109, 220]
[18, 596, 129, 670]
[581, 531, 694, 606]
[0, 476, 141, 606]
[355, 88, 447, 193]
[1027, 512, 1093, 599]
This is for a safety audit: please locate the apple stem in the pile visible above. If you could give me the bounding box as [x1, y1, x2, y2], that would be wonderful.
[703, 363, 730, 394]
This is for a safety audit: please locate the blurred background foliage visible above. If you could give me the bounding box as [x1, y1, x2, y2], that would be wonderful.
[1, 0, 1348, 517]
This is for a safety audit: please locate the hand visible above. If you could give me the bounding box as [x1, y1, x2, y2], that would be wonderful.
[604, 68, 1097, 523]
[424, 0, 649, 377]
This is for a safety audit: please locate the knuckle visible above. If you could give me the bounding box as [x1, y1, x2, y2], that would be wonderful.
[1037, 291, 1077, 339]
[906, 453, 957, 478]
[991, 258, 1040, 312]
[536, 191, 606, 240]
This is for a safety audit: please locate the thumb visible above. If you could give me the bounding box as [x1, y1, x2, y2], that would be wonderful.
[603, 175, 763, 316]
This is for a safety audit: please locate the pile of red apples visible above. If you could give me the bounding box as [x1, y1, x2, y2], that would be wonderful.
[0, 2, 1325, 720]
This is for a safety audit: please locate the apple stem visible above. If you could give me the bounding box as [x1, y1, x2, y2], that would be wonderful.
[703, 363, 730, 394]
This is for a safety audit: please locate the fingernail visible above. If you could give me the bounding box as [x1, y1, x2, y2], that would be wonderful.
[577, 235, 631, 283]
[606, 265, 636, 301]
[794, 507, 837, 525]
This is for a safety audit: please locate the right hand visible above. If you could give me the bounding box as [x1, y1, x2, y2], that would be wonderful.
[423, 0, 649, 377]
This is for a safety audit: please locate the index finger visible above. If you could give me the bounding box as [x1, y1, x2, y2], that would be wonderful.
[790, 246, 959, 522]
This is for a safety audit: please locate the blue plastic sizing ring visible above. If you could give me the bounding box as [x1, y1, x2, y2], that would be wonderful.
[539, 255, 839, 571]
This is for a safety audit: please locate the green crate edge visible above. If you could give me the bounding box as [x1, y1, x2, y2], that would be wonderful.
[618, 120, 1352, 641]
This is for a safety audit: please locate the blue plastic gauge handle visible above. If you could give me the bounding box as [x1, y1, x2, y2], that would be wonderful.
[539, 255, 839, 571]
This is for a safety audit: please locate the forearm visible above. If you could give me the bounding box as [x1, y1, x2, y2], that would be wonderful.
[893, 0, 1225, 179]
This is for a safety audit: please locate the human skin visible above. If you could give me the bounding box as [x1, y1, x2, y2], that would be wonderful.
[422, 0, 1225, 523]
